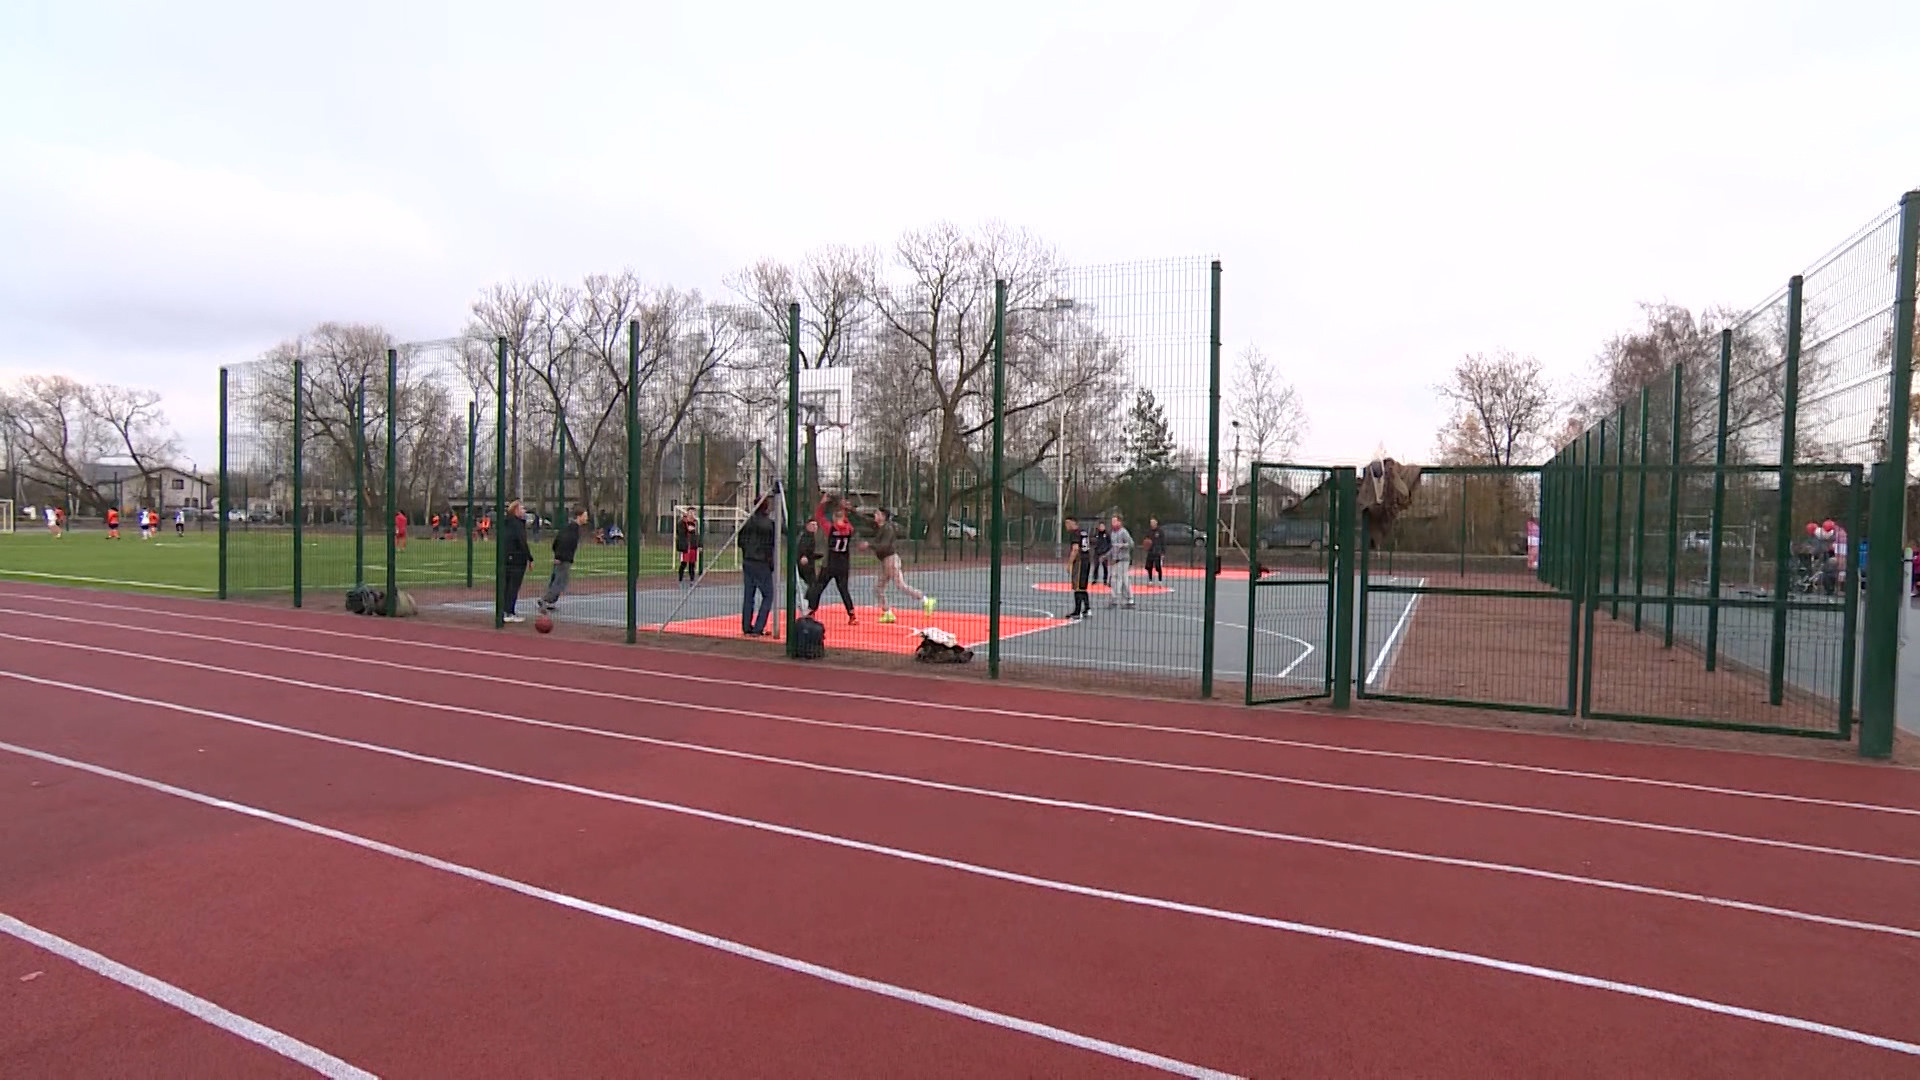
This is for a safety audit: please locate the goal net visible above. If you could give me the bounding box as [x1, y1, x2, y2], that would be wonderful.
[0, 500, 13, 534]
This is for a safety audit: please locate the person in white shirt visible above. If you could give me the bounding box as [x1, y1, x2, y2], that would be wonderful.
[1107, 515, 1135, 608]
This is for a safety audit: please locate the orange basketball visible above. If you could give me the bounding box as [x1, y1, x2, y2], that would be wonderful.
[534, 615, 553, 634]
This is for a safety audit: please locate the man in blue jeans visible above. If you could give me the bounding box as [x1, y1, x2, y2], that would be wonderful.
[739, 496, 778, 636]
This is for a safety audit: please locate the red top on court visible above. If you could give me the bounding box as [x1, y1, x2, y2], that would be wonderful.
[396, 512, 408, 533]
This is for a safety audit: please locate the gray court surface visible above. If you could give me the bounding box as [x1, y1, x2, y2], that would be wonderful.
[438, 560, 1420, 695]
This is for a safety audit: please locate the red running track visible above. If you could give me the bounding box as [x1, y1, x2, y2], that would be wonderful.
[1, 582, 1917, 1078]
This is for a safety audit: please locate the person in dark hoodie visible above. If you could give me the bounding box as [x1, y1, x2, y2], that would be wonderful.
[1091, 521, 1112, 585]
[796, 517, 821, 593]
[501, 500, 533, 624]
[537, 508, 588, 617]
[866, 507, 934, 625]
[739, 496, 778, 636]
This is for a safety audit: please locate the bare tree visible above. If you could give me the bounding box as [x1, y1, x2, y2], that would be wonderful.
[1228, 346, 1307, 462]
[0, 376, 115, 511]
[82, 384, 180, 497]
[1435, 350, 1558, 466]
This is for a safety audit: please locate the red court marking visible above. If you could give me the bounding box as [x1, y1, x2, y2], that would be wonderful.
[1032, 582, 1174, 595]
[657, 607, 1060, 655]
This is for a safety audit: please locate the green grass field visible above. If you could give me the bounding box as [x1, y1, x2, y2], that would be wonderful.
[0, 525, 727, 598]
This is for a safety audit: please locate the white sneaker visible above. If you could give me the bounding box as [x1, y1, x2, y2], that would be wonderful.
[503, 614, 525, 624]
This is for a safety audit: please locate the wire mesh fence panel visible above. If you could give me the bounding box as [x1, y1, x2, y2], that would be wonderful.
[221, 358, 292, 598]
[1245, 464, 1335, 704]
[1359, 467, 1574, 713]
[985, 258, 1216, 697]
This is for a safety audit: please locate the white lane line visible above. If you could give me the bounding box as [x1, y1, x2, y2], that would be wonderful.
[5, 622, 1914, 871]
[0, 742, 1230, 1080]
[6, 591, 1919, 821]
[3, 700, 1916, 1062]
[1366, 581, 1423, 689]
[3, 632, 1911, 941]
[0, 912, 376, 1079]
[0, 571, 214, 592]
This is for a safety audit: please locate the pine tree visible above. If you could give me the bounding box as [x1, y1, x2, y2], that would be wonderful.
[1121, 388, 1176, 476]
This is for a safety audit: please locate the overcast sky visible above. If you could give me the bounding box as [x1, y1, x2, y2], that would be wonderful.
[2, 0, 1916, 473]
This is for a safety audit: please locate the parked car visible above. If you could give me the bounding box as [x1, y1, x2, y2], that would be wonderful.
[945, 519, 978, 540]
[227, 509, 248, 522]
[1156, 522, 1206, 546]
[1257, 517, 1327, 550]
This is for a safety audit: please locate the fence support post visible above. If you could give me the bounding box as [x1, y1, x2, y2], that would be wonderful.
[1663, 363, 1684, 648]
[1633, 387, 1650, 630]
[626, 321, 641, 645]
[1860, 191, 1919, 759]
[1330, 466, 1356, 710]
[1769, 277, 1804, 703]
[465, 401, 476, 590]
[1200, 260, 1223, 699]
[1611, 402, 1626, 619]
[1705, 329, 1732, 667]
[292, 353, 304, 609]
[218, 368, 229, 600]
[384, 347, 399, 617]
[1596, 419, 1608, 614]
[1244, 463, 1263, 706]
[988, 280, 1007, 679]
[784, 303, 802, 656]
[494, 338, 508, 629]
[354, 378, 366, 587]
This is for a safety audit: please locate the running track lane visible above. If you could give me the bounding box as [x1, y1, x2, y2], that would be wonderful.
[0, 930, 320, 1079]
[0, 748, 1187, 1079]
[9, 615, 1919, 940]
[9, 598, 1920, 871]
[3, 658, 1919, 1073]
[9, 583, 1917, 809]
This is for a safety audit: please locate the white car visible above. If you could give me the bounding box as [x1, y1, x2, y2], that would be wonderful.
[945, 519, 978, 540]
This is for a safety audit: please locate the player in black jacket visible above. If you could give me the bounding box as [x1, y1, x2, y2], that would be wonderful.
[738, 498, 778, 636]
[501, 500, 534, 623]
[538, 508, 588, 616]
[1065, 515, 1093, 620]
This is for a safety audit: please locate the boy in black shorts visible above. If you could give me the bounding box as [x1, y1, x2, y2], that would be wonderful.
[1064, 515, 1092, 620]
[804, 497, 858, 623]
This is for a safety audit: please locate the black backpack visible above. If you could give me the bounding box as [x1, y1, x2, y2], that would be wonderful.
[794, 615, 826, 660]
[345, 585, 379, 615]
[914, 638, 974, 664]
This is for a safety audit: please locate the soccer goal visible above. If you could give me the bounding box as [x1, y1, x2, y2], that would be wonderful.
[0, 499, 13, 534]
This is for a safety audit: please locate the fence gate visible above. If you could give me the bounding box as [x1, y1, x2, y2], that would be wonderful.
[1357, 465, 1579, 714]
[1245, 463, 1352, 705]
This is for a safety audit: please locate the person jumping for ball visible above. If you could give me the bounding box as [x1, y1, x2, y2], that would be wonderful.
[804, 497, 857, 623]
[537, 508, 587, 617]
[867, 507, 933, 624]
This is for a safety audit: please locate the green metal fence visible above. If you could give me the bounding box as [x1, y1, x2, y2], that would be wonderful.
[1244, 462, 1343, 705]
[222, 258, 1231, 699]
[1538, 190, 1919, 753]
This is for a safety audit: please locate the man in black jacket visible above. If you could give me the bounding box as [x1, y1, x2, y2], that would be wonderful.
[538, 508, 589, 616]
[501, 500, 533, 624]
[739, 497, 777, 636]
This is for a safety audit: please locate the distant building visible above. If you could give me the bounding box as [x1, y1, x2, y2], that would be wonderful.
[86, 463, 213, 512]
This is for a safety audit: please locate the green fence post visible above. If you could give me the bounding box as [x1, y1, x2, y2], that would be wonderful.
[1633, 388, 1650, 630]
[625, 321, 640, 644]
[217, 367, 229, 600]
[1580, 450, 1601, 716]
[1839, 466, 1863, 736]
[1562, 462, 1581, 713]
[1768, 277, 1804, 703]
[1456, 475, 1467, 578]
[910, 464, 921, 562]
[384, 348, 399, 617]
[784, 303, 802, 656]
[696, 433, 706, 570]
[1663, 363, 1684, 648]
[1244, 462, 1262, 705]
[354, 377, 366, 586]
[1705, 328, 1732, 668]
[292, 353, 304, 608]
[465, 400, 476, 590]
[987, 280, 1008, 677]
[1355, 485, 1371, 697]
[1861, 191, 1919, 759]
[1200, 260, 1223, 699]
[493, 338, 508, 629]
[1596, 418, 1608, 615]
[1611, 402, 1626, 619]
[1330, 466, 1356, 710]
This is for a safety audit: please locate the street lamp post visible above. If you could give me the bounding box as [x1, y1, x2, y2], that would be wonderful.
[1229, 420, 1242, 553]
